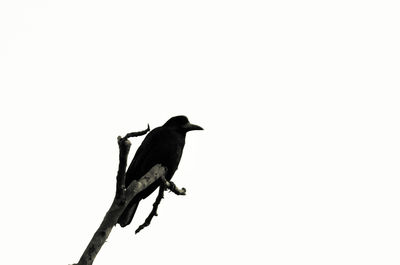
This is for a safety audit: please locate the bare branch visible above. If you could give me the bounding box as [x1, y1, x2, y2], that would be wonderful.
[135, 186, 165, 234]
[135, 177, 186, 234]
[116, 125, 150, 198]
[121, 124, 150, 141]
[72, 127, 165, 265]
[115, 137, 131, 198]
[74, 164, 166, 265]
[72, 124, 190, 265]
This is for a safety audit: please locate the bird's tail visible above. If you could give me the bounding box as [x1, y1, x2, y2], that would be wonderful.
[118, 200, 140, 227]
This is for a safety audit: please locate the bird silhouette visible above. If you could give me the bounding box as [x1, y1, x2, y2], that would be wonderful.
[118, 115, 203, 227]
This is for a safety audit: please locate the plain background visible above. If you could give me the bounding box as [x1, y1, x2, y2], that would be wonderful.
[1, 1, 399, 264]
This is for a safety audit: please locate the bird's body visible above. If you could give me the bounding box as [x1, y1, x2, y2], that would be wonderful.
[117, 116, 202, 227]
[126, 126, 185, 200]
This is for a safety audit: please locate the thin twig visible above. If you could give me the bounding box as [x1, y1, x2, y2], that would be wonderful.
[135, 177, 186, 234]
[135, 187, 165, 234]
[121, 124, 150, 141]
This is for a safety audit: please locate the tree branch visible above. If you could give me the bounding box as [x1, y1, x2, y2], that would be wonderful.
[134, 177, 186, 234]
[72, 126, 165, 265]
[135, 186, 165, 234]
[116, 125, 150, 198]
[121, 124, 150, 141]
[74, 164, 166, 265]
[72, 125, 187, 265]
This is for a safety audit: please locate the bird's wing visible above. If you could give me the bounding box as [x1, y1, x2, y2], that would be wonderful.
[124, 127, 183, 186]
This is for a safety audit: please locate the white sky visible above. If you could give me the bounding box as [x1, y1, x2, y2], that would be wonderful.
[1, 1, 399, 264]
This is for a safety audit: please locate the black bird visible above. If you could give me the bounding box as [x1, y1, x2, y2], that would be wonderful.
[118, 115, 203, 227]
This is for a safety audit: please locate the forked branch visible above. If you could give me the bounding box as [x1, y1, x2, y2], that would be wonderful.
[72, 125, 187, 265]
[73, 126, 163, 265]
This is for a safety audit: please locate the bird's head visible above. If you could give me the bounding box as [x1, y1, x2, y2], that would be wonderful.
[163, 115, 203, 133]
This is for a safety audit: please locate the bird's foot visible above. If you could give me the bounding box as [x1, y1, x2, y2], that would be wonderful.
[163, 179, 186, 195]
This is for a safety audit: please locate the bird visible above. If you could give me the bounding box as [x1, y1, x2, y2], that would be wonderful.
[117, 115, 203, 227]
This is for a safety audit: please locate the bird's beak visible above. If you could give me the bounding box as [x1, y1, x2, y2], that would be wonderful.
[183, 122, 203, 131]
